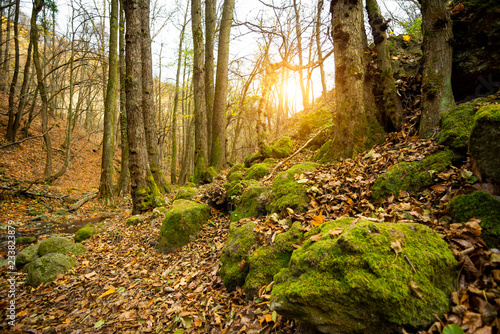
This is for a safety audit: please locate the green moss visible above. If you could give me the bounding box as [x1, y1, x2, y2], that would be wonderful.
[140, 176, 166, 210]
[268, 162, 319, 214]
[175, 186, 200, 201]
[271, 137, 295, 159]
[16, 244, 40, 268]
[447, 191, 500, 247]
[203, 166, 219, 184]
[126, 215, 146, 226]
[244, 163, 270, 181]
[15, 236, 37, 245]
[220, 222, 257, 291]
[474, 104, 500, 122]
[38, 237, 85, 257]
[230, 186, 271, 222]
[243, 222, 304, 297]
[371, 150, 454, 201]
[262, 158, 276, 164]
[227, 163, 245, 183]
[313, 140, 332, 163]
[74, 224, 99, 242]
[271, 218, 457, 333]
[158, 199, 210, 253]
[244, 152, 265, 168]
[25, 253, 78, 287]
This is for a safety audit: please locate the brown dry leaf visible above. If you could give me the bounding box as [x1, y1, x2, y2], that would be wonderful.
[311, 212, 324, 226]
[462, 311, 482, 333]
[238, 259, 247, 271]
[409, 280, 423, 299]
[310, 234, 322, 242]
[329, 228, 343, 236]
[465, 218, 482, 237]
[391, 240, 403, 255]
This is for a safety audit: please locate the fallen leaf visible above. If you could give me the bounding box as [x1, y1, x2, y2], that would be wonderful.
[94, 319, 105, 329]
[465, 218, 482, 236]
[409, 280, 423, 299]
[329, 228, 343, 236]
[391, 240, 402, 255]
[310, 234, 322, 242]
[311, 212, 324, 226]
[99, 287, 115, 299]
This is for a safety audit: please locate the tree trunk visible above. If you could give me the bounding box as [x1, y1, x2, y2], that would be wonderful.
[205, 0, 216, 158]
[141, 0, 170, 193]
[293, 0, 308, 109]
[315, 0, 327, 97]
[116, 0, 129, 197]
[329, 0, 385, 158]
[366, 0, 403, 131]
[6, 0, 19, 142]
[2, 1, 11, 90]
[12, 37, 32, 142]
[99, 0, 119, 203]
[419, 0, 454, 137]
[191, 0, 208, 183]
[210, 0, 235, 170]
[124, 0, 162, 213]
[0, 1, 3, 90]
[31, 0, 52, 178]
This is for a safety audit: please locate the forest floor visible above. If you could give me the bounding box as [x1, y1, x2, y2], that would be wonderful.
[0, 90, 499, 333]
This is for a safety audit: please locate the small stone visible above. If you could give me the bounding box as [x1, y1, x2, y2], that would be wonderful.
[54, 208, 70, 217]
[126, 215, 146, 226]
[31, 214, 50, 221]
[15, 236, 37, 245]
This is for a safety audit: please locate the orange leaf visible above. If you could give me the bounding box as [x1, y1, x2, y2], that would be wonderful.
[17, 310, 28, 317]
[311, 212, 324, 226]
[99, 287, 115, 299]
[310, 234, 322, 242]
[329, 228, 343, 236]
[465, 218, 482, 237]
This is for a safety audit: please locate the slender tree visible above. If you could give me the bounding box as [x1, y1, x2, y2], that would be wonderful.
[205, 0, 216, 157]
[210, 0, 235, 169]
[419, 0, 454, 136]
[99, 0, 119, 203]
[315, 0, 327, 96]
[191, 0, 208, 183]
[6, 0, 20, 142]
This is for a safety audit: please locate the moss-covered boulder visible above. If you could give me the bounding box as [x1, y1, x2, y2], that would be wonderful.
[448, 191, 500, 247]
[220, 222, 257, 290]
[230, 186, 271, 222]
[312, 140, 332, 163]
[438, 97, 498, 154]
[152, 207, 168, 219]
[15, 236, 37, 245]
[244, 222, 304, 297]
[270, 218, 457, 333]
[469, 105, 500, 183]
[16, 244, 39, 268]
[203, 166, 219, 184]
[25, 253, 78, 287]
[271, 137, 295, 159]
[175, 186, 200, 201]
[226, 180, 260, 208]
[158, 199, 210, 253]
[74, 224, 99, 242]
[244, 163, 270, 181]
[267, 162, 319, 214]
[371, 150, 454, 201]
[126, 215, 146, 226]
[38, 237, 85, 257]
[244, 152, 265, 168]
[227, 163, 245, 183]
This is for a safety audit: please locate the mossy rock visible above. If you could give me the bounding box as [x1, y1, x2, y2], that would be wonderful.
[267, 162, 319, 214]
[262, 158, 276, 164]
[175, 186, 200, 201]
[469, 105, 500, 183]
[126, 215, 146, 226]
[54, 208, 70, 217]
[28, 208, 40, 216]
[230, 186, 271, 222]
[25, 253, 78, 287]
[227, 163, 245, 183]
[313, 140, 332, 163]
[16, 244, 40, 269]
[244, 152, 265, 168]
[220, 222, 257, 290]
[271, 137, 295, 159]
[243, 222, 304, 297]
[447, 191, 500, 247]
[438, 97, 498, 154]
[74, 224, 99, 242]
[152, 207, 168, 219]
[203, 166, 219, 184]
[371, 150, 454, 201]
[158, 199, 210, 253]
[270, 218, 457, 333]
[244, 163, 270, 181]
[226, 180, 260, 207]
[15, 236, 37, 245]
[38, 237, 85, 257]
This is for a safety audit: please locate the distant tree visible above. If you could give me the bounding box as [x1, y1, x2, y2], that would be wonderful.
[6, 0, 20, 142]
[205, 0, 216, 158]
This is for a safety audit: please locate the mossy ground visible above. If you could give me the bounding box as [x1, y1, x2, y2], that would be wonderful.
[268, 162, 319, 214]
[158, 199, 210, 253]
[244, 163, 270, 181]
[271, 218, 457, 333]
[447, 191, 500, 247]
[219, 222, 257, 290]
[371, 150, 454, 201]
[230, 186, 270, 222]
[313, 140, 332, 163]
[227, 163, 245, 183]
[271, 137, 295, 159]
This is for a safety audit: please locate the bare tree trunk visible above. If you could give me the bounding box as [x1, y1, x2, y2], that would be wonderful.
[329, 0, 384, 158]
[2, 0, 11, 90]
[6, 0, 19, 142]
[191, 0, 208, 183]
[141, 0, 170, 193]
[366, 0, 403, 131]
[31, 0, 52, 178]
[419, 0, 454, 137]
[12, 37, 32, 142]
[0, 1, 4, 90]
[315, 0, 327, 97]
[293, 0, 308, 109]
[205, 0, 216, 159]
[99, 0, 119, 203]
[210, 0, 235, 170]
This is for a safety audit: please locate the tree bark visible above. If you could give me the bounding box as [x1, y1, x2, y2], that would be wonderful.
[12, 37, 32, 142]
[329, 0, 384, 158]
[315, 0, 327, 97]
[210, 0, 235, 170]
[205, 0, 216, 158]
[2, 0, 11, 90]
[99, 0, 119, 203]
[293, 0, 308, 109]
[141, 0, 170, 193]
[366, 0, 403, 131]
[419, 0, 454, 137]
[6, 0, 19, 142]
[191, 0, 208, 183]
